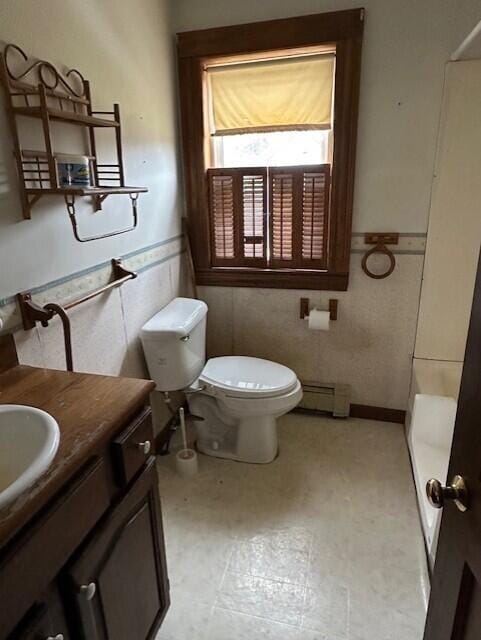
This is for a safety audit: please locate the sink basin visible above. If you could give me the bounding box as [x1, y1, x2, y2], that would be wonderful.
[0, 405, 60, 510]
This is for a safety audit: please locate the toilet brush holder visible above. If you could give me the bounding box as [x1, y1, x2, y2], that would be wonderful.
[176, 448, 198, 477]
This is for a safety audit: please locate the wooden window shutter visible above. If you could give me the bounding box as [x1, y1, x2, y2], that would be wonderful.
[208, 170, 236, 263]
[241, 169, 267, 264]
[270, 168, 295, 265]
[301, 165, 330, 268]
[207, 168, 267, 266]
[269, 164, 330, 269]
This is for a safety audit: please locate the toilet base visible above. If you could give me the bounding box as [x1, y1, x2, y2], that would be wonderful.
[197, 438, 279, 464]
[188, 395, 280, 464]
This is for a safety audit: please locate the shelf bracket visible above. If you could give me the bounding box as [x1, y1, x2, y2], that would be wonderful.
[65, 192, 139, 243]
[93, 193, 109, 212]
[27, 193, 42, 211]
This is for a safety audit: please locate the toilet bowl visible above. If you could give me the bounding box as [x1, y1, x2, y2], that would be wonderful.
[189, 356, 302, 463]
[140, 298, 302, 463]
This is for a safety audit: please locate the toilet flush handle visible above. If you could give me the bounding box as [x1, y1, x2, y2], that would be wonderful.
[180, 334, 190, 342]
[184, 384, 207, 395]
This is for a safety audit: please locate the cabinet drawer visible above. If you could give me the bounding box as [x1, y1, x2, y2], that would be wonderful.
[112, 408, 154, 486]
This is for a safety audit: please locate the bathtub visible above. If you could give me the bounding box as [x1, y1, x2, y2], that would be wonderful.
[407, 393, 457, 569]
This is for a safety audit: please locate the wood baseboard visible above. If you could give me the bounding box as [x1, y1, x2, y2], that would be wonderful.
[350, 404, 406, 424]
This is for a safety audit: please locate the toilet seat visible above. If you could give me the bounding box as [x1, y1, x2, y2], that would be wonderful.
[199, 356, 298, 399]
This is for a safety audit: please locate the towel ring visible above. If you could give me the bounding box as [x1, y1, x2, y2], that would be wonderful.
[360, 233, 399, 280]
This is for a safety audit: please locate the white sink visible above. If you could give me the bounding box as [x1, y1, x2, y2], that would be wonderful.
[0, 405, 60, 510]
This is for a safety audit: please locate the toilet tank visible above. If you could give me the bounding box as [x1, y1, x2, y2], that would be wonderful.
[140, 298, 208, 391]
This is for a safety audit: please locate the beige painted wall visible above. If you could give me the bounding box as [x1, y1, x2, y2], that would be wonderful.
[173, 1, 481, 410]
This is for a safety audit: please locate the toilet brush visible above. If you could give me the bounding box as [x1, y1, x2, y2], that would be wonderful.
[175, 407, 198, 477]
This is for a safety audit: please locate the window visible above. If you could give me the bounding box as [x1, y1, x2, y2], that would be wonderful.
[214, 130, 330, 168]
[177, 9, 364, 290]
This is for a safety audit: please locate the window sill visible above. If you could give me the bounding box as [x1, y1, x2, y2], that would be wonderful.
[195, 268, 348, 290]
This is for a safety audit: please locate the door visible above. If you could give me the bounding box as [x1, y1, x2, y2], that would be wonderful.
[67, 457, 170, 640]
[424, 251, 481, 639]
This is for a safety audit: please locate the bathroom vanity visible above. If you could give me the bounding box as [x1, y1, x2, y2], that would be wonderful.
[0, 344, 169, 640]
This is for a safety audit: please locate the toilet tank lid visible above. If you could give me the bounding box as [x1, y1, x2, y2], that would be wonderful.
[141, 298, 208, 339]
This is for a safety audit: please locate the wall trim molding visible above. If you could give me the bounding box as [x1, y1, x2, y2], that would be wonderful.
[351, 231, 426, 255]
[0, 233, 185, 332]
[350, 403, 406, 424]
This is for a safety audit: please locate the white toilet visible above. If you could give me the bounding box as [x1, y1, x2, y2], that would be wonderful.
[140, 297, 302, 463]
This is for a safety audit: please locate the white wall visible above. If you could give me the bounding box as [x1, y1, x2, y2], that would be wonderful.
[172, 0, 481, 411]
[0, 0, 185, 430]
[0, 0, 180, 296]
[173, 0, 481, 233]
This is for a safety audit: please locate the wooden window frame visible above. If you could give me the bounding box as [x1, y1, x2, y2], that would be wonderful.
[177, 8, 364, 291]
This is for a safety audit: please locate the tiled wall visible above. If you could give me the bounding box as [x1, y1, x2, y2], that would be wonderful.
[9, 237, 193, 432]
[6, 232, 425, 413]
[199, 247, 425, 411]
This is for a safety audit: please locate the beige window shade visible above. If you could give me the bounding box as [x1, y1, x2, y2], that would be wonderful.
[208, 54, 335, 136]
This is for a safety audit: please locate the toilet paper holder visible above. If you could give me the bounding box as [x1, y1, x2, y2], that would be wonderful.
[300, 298, 338, 321]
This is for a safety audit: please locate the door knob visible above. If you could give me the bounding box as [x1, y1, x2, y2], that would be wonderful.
[426, 475, 469, 512]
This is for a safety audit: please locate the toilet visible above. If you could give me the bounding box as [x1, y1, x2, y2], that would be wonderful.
[141, 297, 302, 463]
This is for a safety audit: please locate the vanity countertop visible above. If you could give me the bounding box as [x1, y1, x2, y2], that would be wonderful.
[0, 364, 155, 550]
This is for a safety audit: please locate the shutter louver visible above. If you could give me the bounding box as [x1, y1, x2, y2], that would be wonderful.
[270, 171, 294, 263]
[242, 171, 267, 262]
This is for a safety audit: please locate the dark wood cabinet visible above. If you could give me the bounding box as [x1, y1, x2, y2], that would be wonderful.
[12, 587, 71, 640]
[67, 457, 169, 640]
[2, 406, 169, 640]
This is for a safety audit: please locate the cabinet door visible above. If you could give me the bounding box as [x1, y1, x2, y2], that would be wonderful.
[67, 457, 170, 640]
[11, 586, 72, 640]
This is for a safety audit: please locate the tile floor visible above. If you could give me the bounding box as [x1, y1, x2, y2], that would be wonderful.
[156, 413, 428, 640]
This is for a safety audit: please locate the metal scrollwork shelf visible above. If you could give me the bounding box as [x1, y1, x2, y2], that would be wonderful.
[0, 43, 147, 241]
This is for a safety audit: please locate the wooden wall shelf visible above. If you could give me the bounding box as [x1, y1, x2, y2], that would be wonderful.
[0, 43, 148, 241]
[12, 105, 121, 127]
[26, 186, 148, 197]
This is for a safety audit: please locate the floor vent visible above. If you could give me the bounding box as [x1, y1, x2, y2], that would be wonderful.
[297, 381, 351, 417]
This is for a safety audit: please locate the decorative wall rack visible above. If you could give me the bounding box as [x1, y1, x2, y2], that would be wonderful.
[0, 43, 147, 241]
[17, 259, 137, 371]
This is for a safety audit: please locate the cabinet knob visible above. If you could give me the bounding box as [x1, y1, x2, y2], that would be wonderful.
[80, 581, 97, 600]
[136, 440, 151, 455]
[46, 635, 64, 640]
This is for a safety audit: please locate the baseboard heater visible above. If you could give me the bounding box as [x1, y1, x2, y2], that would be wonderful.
[296, 381, 351, 418]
